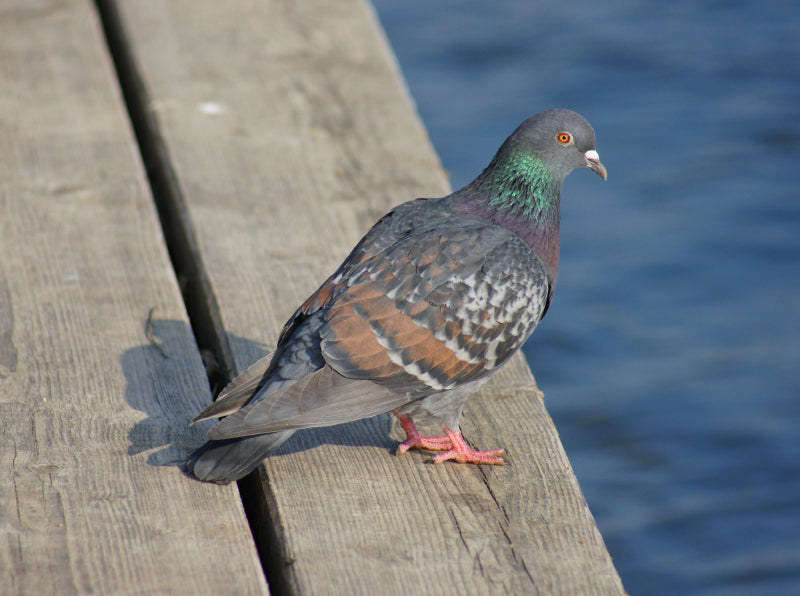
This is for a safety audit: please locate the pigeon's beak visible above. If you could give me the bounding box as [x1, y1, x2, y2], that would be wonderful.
[583, 149, 608, 180]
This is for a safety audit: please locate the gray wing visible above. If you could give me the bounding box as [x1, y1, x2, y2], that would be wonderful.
[204, 210, 550, 440]
[191, 353, 274, 424]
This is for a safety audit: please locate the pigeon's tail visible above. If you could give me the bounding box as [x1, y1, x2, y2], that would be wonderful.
[184, 431, 295, 484]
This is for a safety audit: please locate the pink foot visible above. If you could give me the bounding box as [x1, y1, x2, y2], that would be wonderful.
[394, 412, 505, 465]
[433, 427, 505, 465]
[395, 411, 453, 454]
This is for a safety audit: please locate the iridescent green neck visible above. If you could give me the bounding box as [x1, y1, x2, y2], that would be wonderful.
[472, 150, 561, 222]
[453, 148, 563, 280]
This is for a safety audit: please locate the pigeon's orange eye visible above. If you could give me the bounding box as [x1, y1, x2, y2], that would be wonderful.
[557, 132, 572, 144]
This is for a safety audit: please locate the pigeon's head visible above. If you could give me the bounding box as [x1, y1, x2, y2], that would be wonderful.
[505, 109, 607, 182]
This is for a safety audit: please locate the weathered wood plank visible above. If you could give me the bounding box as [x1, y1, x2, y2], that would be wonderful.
[0, 1, 268, 594]
[111, 0, 625, 593]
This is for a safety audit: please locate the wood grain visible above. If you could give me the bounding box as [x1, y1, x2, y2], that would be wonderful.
[0, 1, 267, 594]
[112, 0, 626, 593]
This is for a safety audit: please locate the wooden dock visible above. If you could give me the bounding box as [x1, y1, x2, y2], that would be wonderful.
[0, 0, 625, 594]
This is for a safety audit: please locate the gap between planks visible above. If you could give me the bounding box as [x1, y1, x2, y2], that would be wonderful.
[93, 0, 278, 587]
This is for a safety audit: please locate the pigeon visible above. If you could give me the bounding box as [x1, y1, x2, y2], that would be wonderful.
[186, 109, 606, 484]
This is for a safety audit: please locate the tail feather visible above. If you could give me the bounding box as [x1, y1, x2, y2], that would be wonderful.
[184, 431, 295, 484]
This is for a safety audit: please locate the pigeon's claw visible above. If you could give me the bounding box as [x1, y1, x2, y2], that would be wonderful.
[398, 434, 453, 454]
[395, 412, 505, 464]
[395, 411, 453, 453]
[432, 428, 506, 465]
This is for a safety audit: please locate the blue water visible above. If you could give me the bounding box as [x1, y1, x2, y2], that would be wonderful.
[372, 1, 800, 594]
